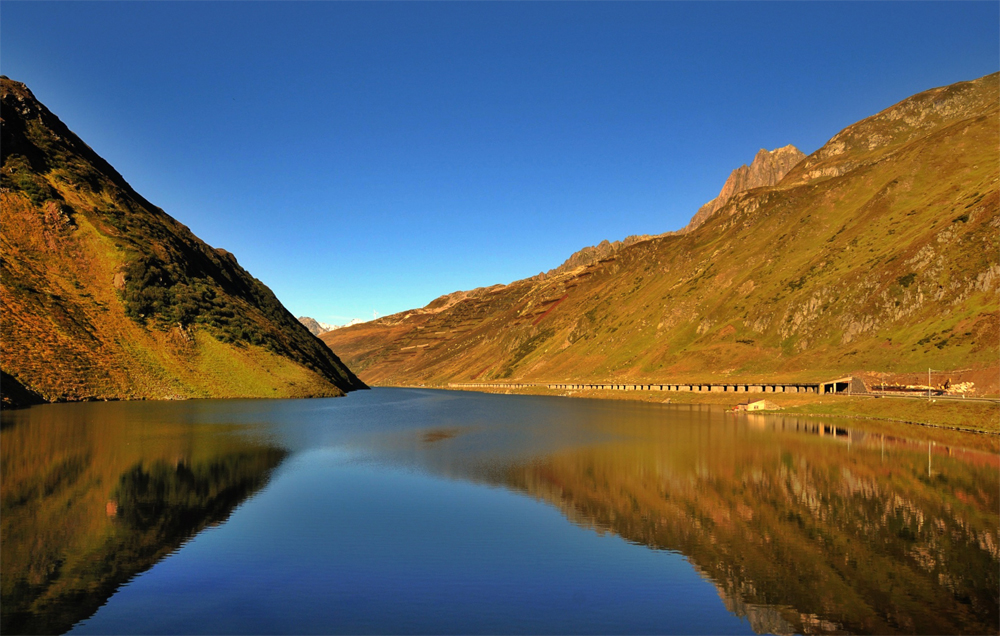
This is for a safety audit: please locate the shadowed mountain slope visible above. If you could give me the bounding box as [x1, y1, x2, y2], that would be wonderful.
[322, 73, 999, 388]
[1, 78, 366, 404]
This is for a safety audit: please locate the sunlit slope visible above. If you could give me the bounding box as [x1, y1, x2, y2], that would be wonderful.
[323, 73, 999, 387]
[0, 78, 366, 403]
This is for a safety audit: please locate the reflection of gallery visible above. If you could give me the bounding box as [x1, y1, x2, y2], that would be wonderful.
[744, 413, 1000, 470]
[508, 412, 1000, 636]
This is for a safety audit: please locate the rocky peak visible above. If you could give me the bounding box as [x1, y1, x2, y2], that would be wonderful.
[298, 316, 329, 336]
[684, 145, 805, 233]
[547, 235, 654, 276]
[545, 146, 803, 276]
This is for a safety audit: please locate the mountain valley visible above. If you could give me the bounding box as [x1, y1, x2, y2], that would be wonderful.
[322, 73, 999, 394]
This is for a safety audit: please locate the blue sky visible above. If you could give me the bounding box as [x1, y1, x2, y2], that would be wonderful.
[2, 2, 997, 325]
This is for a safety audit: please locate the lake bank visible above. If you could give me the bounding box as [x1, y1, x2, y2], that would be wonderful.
[4, 388, 997, 634]
[404, 383, 1000, 442]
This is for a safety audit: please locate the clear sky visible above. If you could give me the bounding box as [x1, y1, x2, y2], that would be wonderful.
[2, 2, 997, 325]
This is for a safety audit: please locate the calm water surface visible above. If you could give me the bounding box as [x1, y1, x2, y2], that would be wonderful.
[2, 388, 997, 634]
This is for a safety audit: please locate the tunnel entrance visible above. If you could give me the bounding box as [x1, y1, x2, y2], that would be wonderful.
[821, 378, 853, 394]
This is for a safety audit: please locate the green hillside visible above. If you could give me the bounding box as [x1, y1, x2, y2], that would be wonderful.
[323, 73, 999, 393]
[1, 78, 366, 404]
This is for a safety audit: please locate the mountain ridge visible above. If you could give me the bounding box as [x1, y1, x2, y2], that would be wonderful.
[1, 77, 366, 405]
[298, 316, 334, 336]
[321, 72, 999, 390]
[546, 144, 805, 277]
[684, 144, 806, 233]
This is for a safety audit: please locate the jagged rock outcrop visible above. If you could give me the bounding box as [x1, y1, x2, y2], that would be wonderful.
[298, 316, 332, 336]
[685, 145, 805, 232]
[547, 235, 653, 276]
[549, 146, 804, 276]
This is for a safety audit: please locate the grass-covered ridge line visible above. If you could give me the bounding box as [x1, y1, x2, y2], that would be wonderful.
[0, 77, 366, 403]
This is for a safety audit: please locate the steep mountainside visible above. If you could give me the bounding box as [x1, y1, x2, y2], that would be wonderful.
[322, 73, 999, 389]
[1, 78, 366, 404]
[546, 145, 803, 277]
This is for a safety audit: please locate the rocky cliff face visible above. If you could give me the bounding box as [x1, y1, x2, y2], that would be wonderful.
[685, 145, 805, 232]
[321, 73, 999, 388]
[0, 78, 366, 404]
[298, 316, 331, 336]
[547, 235, 654, 276]
[548, 146, 804, 276]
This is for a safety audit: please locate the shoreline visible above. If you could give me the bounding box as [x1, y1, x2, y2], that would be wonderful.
[379, 383, 1000, 441]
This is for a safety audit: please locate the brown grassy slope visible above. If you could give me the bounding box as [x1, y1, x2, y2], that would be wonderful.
[0, 78, 366, 403]
[323, 73, 999, 390]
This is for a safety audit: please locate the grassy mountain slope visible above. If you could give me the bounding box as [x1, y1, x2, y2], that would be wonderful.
[545, 145, 805, 277]
[322, 73, 999, 390]
[1, 78, 366, 404]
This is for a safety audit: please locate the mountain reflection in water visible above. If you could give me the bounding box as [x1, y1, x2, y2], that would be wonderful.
[369, 402, 999, 635]
[0, 403, 286, 635]
[1, 390, 997, 635]
[497, 415, 999, 635]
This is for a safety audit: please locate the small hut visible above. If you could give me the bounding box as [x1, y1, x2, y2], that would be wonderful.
[735, 399, 779, 412]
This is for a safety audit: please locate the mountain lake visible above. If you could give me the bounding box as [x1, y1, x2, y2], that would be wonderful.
[2, 388, 997, 634]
